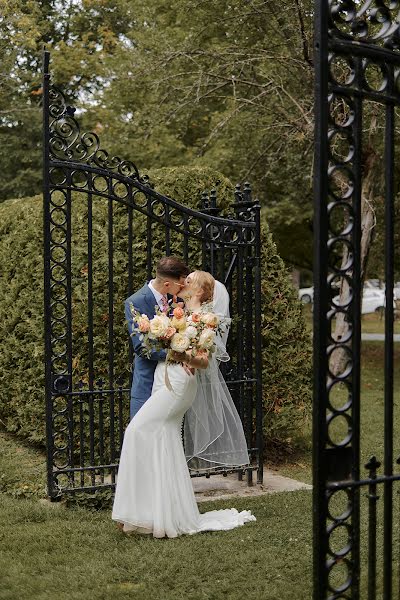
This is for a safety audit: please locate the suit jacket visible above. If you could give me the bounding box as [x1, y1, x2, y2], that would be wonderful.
[125, 284, 168, 404]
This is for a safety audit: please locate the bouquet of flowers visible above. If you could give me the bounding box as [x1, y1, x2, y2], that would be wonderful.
[129, 303, 221, 364]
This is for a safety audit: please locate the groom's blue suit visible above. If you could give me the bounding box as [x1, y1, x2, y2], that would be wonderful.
[125, 284, 167, 418]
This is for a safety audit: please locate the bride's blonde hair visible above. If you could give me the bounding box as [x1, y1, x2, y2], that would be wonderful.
[190, 271, 215, 303]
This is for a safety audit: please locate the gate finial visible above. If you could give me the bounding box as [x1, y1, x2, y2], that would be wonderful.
[200, 189, 221, 216]
[232, 182, 256, 220]
[200, 191, 209, 210]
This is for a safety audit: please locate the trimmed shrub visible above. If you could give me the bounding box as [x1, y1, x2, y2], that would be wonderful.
[0, 166, 311, 458]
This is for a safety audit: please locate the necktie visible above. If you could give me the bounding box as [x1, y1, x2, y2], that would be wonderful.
[161, 295, 169, 313]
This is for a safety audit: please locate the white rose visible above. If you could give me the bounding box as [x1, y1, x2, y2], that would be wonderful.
[198, 328, 216, 349]
[170, 332, 191, 352]
[149, 314, 170, 338]
[201, 312, 220, 328]
[185, 325, 198, 339]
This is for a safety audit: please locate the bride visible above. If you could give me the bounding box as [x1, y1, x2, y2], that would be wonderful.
[112, 270, 256, 538]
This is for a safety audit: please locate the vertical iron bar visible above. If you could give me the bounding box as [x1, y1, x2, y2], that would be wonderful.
[312, 0, 330, 595]
[65, 177, 74, 484]
[183, 215, 189, 264]
[43, 50, 55, 499]
[253, 203, 263, 484]
[87, 184, 95, 486]
[107, 189, 115, 485]
[219, 242, 225, 290]
[79, 393, 85, 488]
[366, 457, 380, 600]
[209, 238, 215, 275]
[98, 381, 104, 483]
[109, 385, 116, 484]
[201, 222, 207, 270]
[165, 204, 170, 256]
[127, 195, 134, 405]
[350, 81, 363, 599]
[146, 196, 152, 281]
[397, 464, 400, 600]
[245, 245, 254, 486]
[236, 247, 244, 422]
[201, 196, 208, 270]
[108, 192, 115, 390]
[383, 100, 395, 600]
[127, 193, 134, 296]
[87, 189, 94, 390]
[118, 384, 124, 454]
[235, 245, 244, 482]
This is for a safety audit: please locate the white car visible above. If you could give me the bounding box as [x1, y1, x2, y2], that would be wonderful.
[361, 290, 386, 314]
[299, 286, 313, 303]
[365, 280, 400, 301]
[333, 289, 395, 314]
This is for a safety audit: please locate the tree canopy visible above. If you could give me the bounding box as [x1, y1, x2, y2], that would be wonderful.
[1, 0, 315, 268]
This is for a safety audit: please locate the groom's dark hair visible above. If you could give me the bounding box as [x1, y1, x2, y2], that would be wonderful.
[156, 256, 190, 280]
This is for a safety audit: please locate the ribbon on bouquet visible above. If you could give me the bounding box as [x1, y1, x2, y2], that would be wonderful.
[164, 354, 193, 394]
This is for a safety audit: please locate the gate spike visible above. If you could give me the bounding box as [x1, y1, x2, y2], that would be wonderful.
[243, 182, 252, 202]
[234, 183, 242, 203]
[210, 188, 217, 209]
[200, 191, 209, 210]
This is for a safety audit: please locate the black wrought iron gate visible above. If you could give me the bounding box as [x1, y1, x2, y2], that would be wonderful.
[42, 51, 263, 500]
[314, 2, 399, 598]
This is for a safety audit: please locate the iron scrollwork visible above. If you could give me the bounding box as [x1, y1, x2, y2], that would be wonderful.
[315, 1, 399, 598]
[49, 85, 144, 181]
[43, 50, 264, 500]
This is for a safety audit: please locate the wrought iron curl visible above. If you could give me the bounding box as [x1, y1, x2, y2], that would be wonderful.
[48, 84, 145, 182]
[329, 0, 400, 47]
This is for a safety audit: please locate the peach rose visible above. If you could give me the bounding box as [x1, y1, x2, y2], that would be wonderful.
[191, 313, 201, 323]
[173, 306, 185, 319]
[138, 317, 150, 333]
[163, 326, 176, 340]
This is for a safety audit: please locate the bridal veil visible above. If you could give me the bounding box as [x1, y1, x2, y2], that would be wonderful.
[184, 280, 250, 470]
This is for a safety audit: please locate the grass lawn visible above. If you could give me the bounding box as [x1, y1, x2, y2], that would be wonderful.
[1, 341, 399, 599]
[0, 490, 313, 600]
[301, 302, 400, 335]
[278, 341, 400, 484]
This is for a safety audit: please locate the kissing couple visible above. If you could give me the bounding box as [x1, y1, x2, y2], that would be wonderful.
[112, 255, 256, 538]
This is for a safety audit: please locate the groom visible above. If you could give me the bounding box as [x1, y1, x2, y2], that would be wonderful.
[125, 256, 190, 418]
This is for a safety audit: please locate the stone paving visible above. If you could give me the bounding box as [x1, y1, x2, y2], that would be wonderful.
[192, 469, 312, 503]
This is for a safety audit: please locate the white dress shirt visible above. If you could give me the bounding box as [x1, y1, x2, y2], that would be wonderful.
[148, 280, 167, 311]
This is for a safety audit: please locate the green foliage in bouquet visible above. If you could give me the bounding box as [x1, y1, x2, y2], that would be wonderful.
[0, 166, 311, 460]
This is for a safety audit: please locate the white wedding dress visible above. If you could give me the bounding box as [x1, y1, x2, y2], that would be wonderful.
[111, 361, 256, 538]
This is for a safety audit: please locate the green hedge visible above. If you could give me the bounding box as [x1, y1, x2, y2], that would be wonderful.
[0, 166, 311, 457]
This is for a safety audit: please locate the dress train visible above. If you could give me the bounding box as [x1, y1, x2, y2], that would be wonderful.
[111, 362, 256, 538]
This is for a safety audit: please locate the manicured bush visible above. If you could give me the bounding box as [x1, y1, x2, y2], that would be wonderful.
[0, 166, 311, 458]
